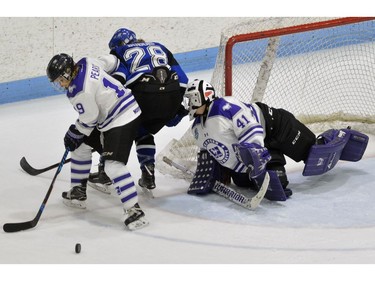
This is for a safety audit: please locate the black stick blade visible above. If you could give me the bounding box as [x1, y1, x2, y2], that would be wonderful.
[20, 157, 41, 176]
[3, 220, 36, 233]
[19, 156, 72, 176]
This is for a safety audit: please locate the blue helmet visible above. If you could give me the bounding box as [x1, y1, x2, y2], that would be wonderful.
[108, 28, 137, 50]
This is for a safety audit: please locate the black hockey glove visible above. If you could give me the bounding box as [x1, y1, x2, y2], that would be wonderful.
[166, 106, 189, 127]
[64, 124, 85, 152]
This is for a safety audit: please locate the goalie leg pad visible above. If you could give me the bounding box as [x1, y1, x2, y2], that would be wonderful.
[254, 170, 287, 201]
[340, 128, 368, 161]
[188, 151, 221, 195]
[303, 129, 350, 176]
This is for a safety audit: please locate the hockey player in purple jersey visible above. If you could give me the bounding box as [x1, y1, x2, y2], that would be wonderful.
[184, 79, 369, 201]
[46, 53, 148, 230]
[88, 28, 189, 193]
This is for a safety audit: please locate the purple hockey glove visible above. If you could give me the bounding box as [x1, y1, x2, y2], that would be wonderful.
[64, 124, 85, 152]
[233, 142, 271, 178]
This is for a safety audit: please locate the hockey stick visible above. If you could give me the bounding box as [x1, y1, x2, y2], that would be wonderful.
[212, 172, 269, 210]
[162, 156, 195, 176]
[162, 156, 269, 210]
[20, 149, 95, 176]
[20, 156, 72, 176]
[3, 149, 70, 233]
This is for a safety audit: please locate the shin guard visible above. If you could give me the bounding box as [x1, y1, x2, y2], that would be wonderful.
[255, 170, 287, 201]
[303, 129, 350, 176]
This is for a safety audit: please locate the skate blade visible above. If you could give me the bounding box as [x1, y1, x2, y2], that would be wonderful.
[63, 198, 87, 209]
[88, 182, 112, 195]
[140, 187, 155, 199]
[126, 217, 149, 231]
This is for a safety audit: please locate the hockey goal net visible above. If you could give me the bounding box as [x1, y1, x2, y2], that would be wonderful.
[157, 17, 375, 178]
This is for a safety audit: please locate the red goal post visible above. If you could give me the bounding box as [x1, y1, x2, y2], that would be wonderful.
[157, 17, 375, 178]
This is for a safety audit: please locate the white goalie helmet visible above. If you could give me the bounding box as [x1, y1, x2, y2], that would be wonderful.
[184, 79, 216, 120]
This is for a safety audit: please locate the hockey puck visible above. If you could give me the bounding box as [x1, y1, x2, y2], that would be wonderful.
[75, 243, 81, 254]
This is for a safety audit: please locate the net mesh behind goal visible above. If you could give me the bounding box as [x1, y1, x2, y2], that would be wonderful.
[157, 17, 375, 178]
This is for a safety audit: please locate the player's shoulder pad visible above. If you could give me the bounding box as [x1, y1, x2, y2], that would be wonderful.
[208, 97, 242, 120]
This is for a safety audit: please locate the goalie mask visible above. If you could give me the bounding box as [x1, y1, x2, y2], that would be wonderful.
[184, 79, 216, 120]
[109, 28, 137, 50]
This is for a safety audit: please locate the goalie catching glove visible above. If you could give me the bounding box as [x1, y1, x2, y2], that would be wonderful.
[233, 143, 271, 178]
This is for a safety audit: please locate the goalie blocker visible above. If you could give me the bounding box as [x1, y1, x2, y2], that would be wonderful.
[303, 128, 368, 176]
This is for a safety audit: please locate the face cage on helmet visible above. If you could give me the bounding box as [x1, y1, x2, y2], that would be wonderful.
[185, 90, 205, 121]
[51, 80, 68, 94]
[51, 73, 73, 93]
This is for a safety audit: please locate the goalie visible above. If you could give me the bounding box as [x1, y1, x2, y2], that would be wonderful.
[184, 79, 369, 202]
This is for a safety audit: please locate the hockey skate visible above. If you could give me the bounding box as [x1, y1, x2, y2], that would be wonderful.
[88, 164, 112, 194]
[138, 164, 156, 198]
[62, 183, 87, 209]
[124, 203, 149, 230]
[284, 188, 293, 198]
[138, 164, 156, 189]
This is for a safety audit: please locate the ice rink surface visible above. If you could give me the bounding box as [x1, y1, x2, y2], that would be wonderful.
[1, 70, 375, 279]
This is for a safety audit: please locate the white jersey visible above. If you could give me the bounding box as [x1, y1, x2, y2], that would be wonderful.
[67, 57, 141, 136]
[96, 54, 120, 74]
[191, 96, 266, 173]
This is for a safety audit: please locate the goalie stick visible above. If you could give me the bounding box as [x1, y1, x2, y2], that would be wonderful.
[3, 149, 69, 233]
[162, 156, 269, 210]
[212, 173, 269, 210]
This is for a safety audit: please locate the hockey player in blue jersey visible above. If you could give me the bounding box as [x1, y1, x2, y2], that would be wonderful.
[88, 28, 189, 193]
[184, 79, 369, 201]
[46, 53, 148, 230]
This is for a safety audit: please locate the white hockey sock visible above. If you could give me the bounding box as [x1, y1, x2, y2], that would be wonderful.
[104, 160, 138, 210]
[70, 143, 92, 187]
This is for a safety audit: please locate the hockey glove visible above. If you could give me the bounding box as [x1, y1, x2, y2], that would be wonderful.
[64, 124, 85, 152]
[233, 142, 271, 178]
[166, 106, 189, 127]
